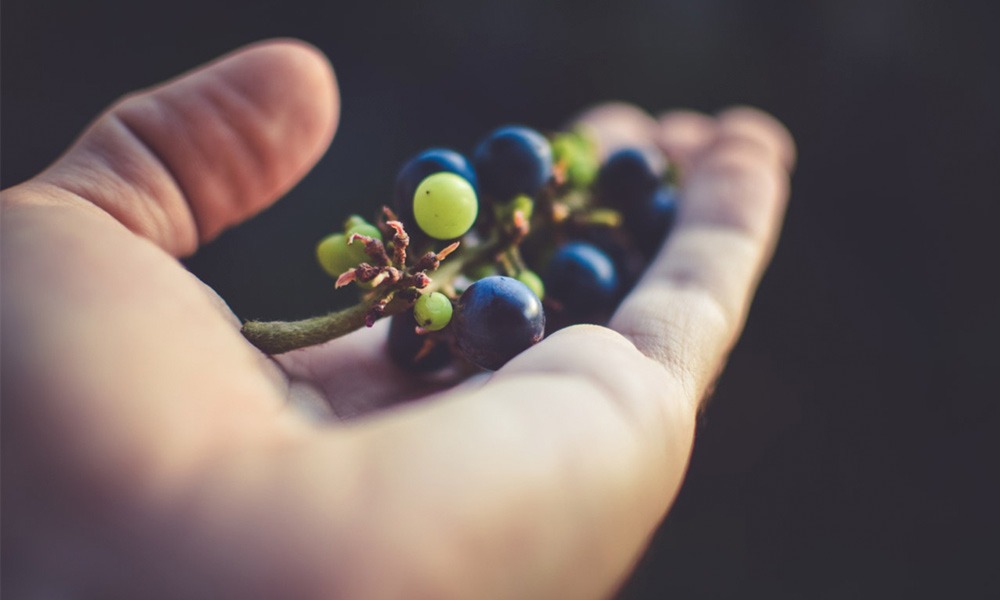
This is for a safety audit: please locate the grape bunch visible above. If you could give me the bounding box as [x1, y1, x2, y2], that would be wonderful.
[242, 115, 679, 372]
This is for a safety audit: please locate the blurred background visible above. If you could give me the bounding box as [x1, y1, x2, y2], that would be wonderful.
[3, 0, 998, 597]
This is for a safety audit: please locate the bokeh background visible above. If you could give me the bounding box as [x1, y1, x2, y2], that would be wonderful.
[3, 0, 998, 597]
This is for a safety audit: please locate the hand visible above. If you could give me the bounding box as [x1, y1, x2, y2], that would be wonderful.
[1, 40, 794, 598]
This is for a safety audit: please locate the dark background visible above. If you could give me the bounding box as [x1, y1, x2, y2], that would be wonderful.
[3, 0, 998, 597]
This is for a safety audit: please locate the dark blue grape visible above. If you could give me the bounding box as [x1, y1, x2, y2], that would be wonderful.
[575, 226, 645, 293]
[544, 241, 621, 318]
[452, 276, 545, 370]
[473, 126, 553, 204]
[595, 147, 664, 211]
[393, 148, 477, 225]
[387, 313, 452, 372]
[625, 184, 679, 258]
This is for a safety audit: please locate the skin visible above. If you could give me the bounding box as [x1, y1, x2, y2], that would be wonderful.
[1, 39, 795, 599]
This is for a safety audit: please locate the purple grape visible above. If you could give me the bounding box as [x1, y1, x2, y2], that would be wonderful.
[595, 147, 664, 211]
[452, 276, 545, 370]
[473, 126, 553, 204]
[625, 184, 679, 258]
[544, 241, 621, 318]
[575, 226, 645, 293]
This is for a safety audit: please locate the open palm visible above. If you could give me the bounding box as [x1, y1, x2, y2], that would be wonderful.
[2, 40, 794, 599]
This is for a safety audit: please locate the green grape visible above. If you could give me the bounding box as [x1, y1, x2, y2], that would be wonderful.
[510, 194, 534, 220]
[469, 263, 499, 281]
[413, 292, 453, 331]
[343, 215, 375, 233]
[516, 269, 545, 300]
[551, 131, 599, 189]
[344, 217, 383, 265]
[316, 218, 383, 279]
[413, 172, 478, 240]
[495, 194, 534, 223]
[345, 220, 382, 242]
[316, 233, 357, 277]
[343, 240, 370, 267]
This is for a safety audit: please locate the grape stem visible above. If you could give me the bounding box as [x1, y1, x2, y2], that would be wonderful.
[240, 238, 495, 355]
[240, 295, 413, 355]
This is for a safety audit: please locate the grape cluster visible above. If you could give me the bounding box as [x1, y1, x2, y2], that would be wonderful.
[244, 117, 679, 370]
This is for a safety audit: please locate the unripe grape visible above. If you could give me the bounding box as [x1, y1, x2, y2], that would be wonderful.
[413, 292, 453, 331]
[551, 131, 599, 188]
[316, 218, 384, 279]
[345, 217, 383, 242]
[469, 263, 499, 281]
[316, 233, 355, 278]
[393, 148, 477, 233]
[413, 172, 479, 240]
[516, 269, 545, 300]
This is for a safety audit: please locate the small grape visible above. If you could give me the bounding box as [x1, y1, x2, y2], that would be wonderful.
[625, 184, 678, 258]
[345, 218, 383, 243]
[413, 292, 453, 331]
[413, 172, 479, 240]
[316, 217, 384, 278]
[452, 276, 545, 371]
[551, 131, 599, 188]
[393, 148, 477, 228]
[473, 126, 553, 203]
[596, 147, 665, 211]
[576, 227, 645, 294]
[316, 233, 356, 278]
[387, 314, 452, 372]
[511, 194, 535, 219]
[544, 241, 620, 318]
[469, 263, 499, 281]
[516, 269, 545, 300]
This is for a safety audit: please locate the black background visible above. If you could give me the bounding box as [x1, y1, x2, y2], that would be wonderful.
[3, 1, 998, 597]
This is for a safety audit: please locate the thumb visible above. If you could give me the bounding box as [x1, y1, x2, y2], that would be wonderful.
[30, 39, 338, 257]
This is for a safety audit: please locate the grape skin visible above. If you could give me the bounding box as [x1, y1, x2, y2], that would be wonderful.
[316, 233, 364, 278]
[544, 241, 621, 318]
[393, 148, 477, 229]
[625, 184, 678, 258]
[595, 147, 665, 210]
[414, 292, 453, 331]
[551, 131, 599, 188]
[346, 221, 382, 242]
[315, 221, 383, 278]
[516, 269, 545, 300]
[473, 126, 553, 204]
[413, 172, 479, 240]
[452, 276, 545, 371]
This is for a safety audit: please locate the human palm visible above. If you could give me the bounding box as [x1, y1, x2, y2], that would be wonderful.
[2, 40, 794, 598]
